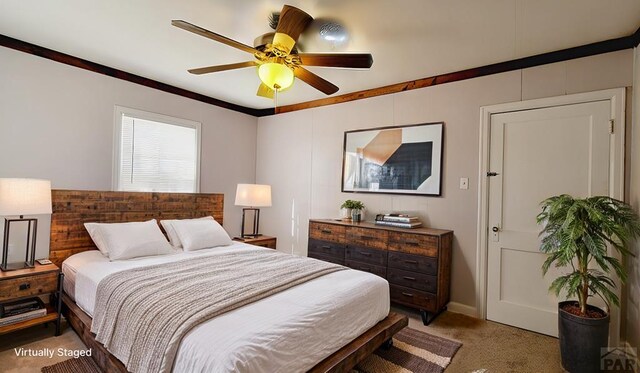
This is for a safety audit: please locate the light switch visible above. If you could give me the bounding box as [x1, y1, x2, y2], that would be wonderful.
[459, 177, 469, 190]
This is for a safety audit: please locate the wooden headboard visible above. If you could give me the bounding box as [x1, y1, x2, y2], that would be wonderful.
[49, 190, 224, 267]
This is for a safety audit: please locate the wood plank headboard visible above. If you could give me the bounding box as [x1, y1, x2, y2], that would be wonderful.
[49, 190, 224, 267]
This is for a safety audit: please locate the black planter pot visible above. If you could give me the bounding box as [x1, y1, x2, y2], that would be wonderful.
[558, 301, 610, 373]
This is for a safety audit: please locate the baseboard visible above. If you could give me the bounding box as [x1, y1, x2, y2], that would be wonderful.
[446, 302, 478, 318]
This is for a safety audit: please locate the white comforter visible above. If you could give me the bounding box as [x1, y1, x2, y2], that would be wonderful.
[62, 243, 390, 373]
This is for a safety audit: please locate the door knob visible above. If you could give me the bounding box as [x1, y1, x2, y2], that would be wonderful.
[492, 226, 499, 232]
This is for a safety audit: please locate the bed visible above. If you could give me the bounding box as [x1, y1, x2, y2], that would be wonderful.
[50, 190, 407, 373]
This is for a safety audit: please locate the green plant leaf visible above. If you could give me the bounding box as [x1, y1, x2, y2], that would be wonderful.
[536, 194, 640, 312]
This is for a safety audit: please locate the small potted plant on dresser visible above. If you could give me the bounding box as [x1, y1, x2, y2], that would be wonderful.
[537, 195, 640, 373]
[341, 200, 365, 222]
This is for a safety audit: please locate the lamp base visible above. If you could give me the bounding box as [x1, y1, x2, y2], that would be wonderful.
[233, 235, 264, 242]
[2, 217, 38, 272]
[240, 208, 262, 239]
[0, 261, 35, 271]
[239, 234, 263, 239]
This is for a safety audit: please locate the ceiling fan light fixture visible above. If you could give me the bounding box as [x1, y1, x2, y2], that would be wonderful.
[272, 32, 296, 55]
[258, 62, 294, 91]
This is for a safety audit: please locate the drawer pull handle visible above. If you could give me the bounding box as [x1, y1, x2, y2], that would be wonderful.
[19, 283, 31, 291]
[321, 246, 332, 250]
[360, 235, 374, 240]
[403, 276, 416, 281]
[404, 260, 418, 265]
[405, 240, 419, 246]
[321, 229, 332, 234]
[401, 292, 414, 297]
[359, 251, 372, 256]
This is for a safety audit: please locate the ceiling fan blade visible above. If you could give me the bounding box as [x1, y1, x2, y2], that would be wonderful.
[273, 5, 313, 55]
[257, 83, 275, 99]
[172, 20, 258, 55]
[297, 53, 373, 69]
[294, 67, 339, 95]
[188, 61, 258, 75]
[276, 5, 313, 42]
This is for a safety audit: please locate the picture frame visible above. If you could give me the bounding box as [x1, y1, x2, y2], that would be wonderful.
[341, 122, 444, 196]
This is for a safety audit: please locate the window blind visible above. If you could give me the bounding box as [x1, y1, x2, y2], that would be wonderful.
[118, 114, 198, 192]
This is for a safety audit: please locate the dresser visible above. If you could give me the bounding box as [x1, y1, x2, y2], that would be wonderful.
[308, 219, 453, 325]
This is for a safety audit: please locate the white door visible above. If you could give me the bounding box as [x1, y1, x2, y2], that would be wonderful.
[486, 100, 612, 337]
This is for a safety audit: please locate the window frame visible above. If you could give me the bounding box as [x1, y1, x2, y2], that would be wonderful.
[112, 105, 202, 193]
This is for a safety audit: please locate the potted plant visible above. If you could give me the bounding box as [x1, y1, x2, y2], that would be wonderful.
[537, 195, 640, 373]
[341, 200, 365, 222]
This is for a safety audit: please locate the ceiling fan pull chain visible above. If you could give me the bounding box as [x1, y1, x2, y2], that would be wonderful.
[274, 86, 279, 109]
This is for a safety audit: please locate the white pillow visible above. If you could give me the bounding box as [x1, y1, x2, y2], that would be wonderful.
[84, 223, 110, 256]
[84, 220, 174, 261]
[172, 219, 232, 251]
[160, 216, 214, 249]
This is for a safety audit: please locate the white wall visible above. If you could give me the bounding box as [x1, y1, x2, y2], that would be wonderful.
[626, 47, 640, 349]
[256, 49, 634, 311]
[0, 46, 258, 261]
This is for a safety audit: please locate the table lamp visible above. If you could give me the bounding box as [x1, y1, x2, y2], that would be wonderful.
[235, 184, 272, 238]
[0, 178, 52, 271]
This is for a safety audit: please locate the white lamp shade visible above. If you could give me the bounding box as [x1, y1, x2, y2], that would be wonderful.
[0, 178, 52, 215]
[235, 184, 272, 207]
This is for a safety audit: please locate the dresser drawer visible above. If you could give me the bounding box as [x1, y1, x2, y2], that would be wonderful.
[345, 260, 386, 278]
[390, 284, 436, 312]
[0, 272, 58, 302]
[345, 245, 387, 266]
[308, 239, 345, 259]
[308, 252, 345, 266]
[387, 268, 437, 293]
[309, 222, 346, 243]
[346, 227, 388, 250]
[388, 251, 437, 275]
[388, 232, 438, 256]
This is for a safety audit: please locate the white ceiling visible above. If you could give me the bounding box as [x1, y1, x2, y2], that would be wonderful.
[1, 0, 639, 110]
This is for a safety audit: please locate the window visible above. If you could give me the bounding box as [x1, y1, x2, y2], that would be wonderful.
[113, 106, 201, 193]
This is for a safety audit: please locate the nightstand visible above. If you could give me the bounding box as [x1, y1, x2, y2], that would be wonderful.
[233, 235, 277, 249]
[0, 263, 63, 336]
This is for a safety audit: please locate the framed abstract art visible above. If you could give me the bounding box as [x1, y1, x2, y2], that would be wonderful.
[342, 122, 444, 196]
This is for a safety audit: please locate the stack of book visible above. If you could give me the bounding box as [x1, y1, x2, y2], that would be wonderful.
[0, 298, 46, 327]
[375, 214, 423, 228]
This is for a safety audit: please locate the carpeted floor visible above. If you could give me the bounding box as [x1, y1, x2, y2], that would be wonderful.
[0, 308, 563, 373]
[393, 306, 563, 372]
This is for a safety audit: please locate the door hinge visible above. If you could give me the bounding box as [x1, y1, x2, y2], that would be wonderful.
[487, 172, 499, 177]
[609, 119, 614, 134]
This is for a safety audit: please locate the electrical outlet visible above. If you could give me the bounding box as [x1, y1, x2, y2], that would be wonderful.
[459, 177, 469, 190]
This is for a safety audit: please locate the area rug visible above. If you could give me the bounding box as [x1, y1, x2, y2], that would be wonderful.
[41, 356, 101, 373]
[353, 327, 462, 373]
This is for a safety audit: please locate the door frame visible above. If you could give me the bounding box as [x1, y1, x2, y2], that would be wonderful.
[476, 88, 626, 344]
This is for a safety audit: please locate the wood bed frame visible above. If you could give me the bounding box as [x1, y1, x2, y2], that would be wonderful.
[51, 189, 408, 373]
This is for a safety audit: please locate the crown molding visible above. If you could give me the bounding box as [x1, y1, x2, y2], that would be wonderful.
[272, 26, 640, 115]
[3, 25, 639, 118]
[0, 34, 272, 117]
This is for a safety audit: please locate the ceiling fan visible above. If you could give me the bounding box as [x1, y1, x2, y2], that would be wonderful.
[172, 4, 373, 99]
